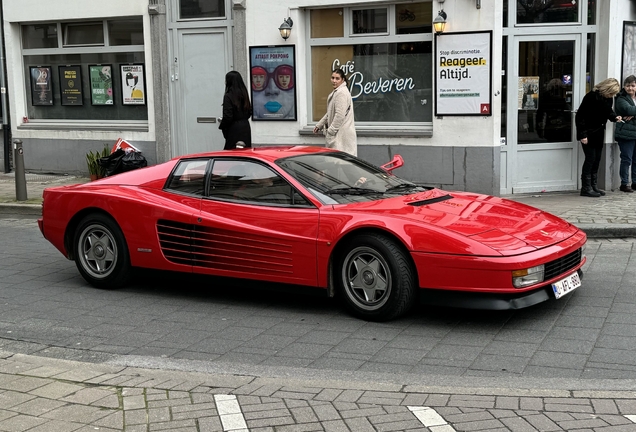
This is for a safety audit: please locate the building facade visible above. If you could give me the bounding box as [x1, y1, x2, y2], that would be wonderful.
[0, 0, 633, 196]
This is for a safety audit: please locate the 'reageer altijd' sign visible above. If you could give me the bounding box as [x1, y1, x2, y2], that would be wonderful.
[435, 31, 492, 116]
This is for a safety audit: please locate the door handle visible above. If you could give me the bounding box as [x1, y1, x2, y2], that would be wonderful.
[197, 117, 217, 123]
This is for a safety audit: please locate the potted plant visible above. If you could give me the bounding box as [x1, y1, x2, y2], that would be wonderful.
[86, 146, 111, 180]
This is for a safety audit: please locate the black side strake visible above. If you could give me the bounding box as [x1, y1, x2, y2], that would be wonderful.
[408, 195, 453, 207]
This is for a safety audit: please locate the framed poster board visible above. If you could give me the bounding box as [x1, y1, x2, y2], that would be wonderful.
[434, 31, 492, 116]
[59, 65, 83, 106]
[89, 64, 114, 105]
[622, 21, 636, 83]
[30, 66, 53, 106]
[120, 64, 146, 105]
[249, 45, 297, 121]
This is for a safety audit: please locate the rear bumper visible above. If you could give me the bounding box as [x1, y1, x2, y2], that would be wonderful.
[419, 269, 583, 310]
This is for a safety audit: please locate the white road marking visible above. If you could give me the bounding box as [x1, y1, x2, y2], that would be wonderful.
[626, 415, 636, 423]
[214, 394, 249, 431]
[408, 406, 457, 432]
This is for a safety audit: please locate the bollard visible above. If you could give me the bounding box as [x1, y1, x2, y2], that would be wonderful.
[13, 139, 27, 201]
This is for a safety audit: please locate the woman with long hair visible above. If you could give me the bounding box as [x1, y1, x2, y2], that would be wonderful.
[575, 78, 622, 197]
[219, 71, 252, 150]
[313, 69, 357, 156]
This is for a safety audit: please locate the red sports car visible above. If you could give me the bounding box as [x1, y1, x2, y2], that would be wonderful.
[39, 146, 586, 321]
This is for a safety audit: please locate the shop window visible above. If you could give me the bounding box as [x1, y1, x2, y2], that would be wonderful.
[516, 0, 578, 24]
[22, 24, 58, 49]
[179, 0, 225, 20]
[587, 0, 596, 25]
[108, 19, 144, 46]
[21, 19, 146, 123]
[63, 22, 104, 47]
[310, 9, 344, 38]
[310, 3, 432, 127]
[352, 8, 388, 35]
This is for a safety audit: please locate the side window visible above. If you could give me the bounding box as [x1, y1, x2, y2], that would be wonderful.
[165, 159, 208, 195]
[208, 160, 310, 206]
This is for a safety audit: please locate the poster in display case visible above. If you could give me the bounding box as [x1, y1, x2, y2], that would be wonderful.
[30, 66, 53, 106]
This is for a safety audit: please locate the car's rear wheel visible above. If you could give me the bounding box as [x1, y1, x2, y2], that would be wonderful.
[74, 213, 131, 289]
[337, 233, 416, 321]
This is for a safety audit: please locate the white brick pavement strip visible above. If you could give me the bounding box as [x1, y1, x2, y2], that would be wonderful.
[1, 352, 636, 431]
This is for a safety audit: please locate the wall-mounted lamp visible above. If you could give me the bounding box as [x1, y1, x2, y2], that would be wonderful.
[279, 17, 293, 40]
[476, 0, 481, 9]
[433, 10, 447, 34]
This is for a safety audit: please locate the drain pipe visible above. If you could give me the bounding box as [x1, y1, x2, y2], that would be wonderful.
[0, 5, 10, 173]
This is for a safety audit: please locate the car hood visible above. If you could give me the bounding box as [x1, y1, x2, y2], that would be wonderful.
[339, 189, 579, 252]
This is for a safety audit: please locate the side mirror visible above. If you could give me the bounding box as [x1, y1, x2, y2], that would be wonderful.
[380, 154, 404, 173]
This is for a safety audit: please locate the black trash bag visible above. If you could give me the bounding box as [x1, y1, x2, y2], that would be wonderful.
[98, 149, 147, 176]
[121, 151, 147, 172]
[98, 149, 126, 177]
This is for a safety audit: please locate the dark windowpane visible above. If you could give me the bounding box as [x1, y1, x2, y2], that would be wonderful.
[352, 8, 387, 34]
[587, 0, 596, 25]
[22, 24, 58, 49]
[516, 0, 578, 24]
[180, 0, 225, 19]
[395, 2, 432, 35]
[63, 22, 104, 46]
[108, 18, 144, 46]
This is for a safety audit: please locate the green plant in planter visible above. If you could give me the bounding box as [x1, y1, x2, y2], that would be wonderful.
[86, 146, 111, 178]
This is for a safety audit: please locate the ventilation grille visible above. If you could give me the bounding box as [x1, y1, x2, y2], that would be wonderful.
[545, 248, 582, 280]
[157, 220, 293, 275]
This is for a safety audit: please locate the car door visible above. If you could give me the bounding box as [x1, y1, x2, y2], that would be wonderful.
[196, 158, 320, 287]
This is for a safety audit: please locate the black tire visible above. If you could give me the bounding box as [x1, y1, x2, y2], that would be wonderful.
[337, 233, 416, 321]
[73, 213, 131, 289]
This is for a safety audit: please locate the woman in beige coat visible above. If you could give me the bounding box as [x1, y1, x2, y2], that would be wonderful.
[313, 69, 357, 156]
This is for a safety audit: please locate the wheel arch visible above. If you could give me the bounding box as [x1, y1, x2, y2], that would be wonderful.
[64, 208, 121, 260]
[326, 226, 419, 298]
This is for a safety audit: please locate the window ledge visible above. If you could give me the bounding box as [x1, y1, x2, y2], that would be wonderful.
[17, 120, 149, 132]
[299, 125, 432, 138]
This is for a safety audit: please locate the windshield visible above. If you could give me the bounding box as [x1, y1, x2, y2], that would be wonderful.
[276, 152, 427, 204]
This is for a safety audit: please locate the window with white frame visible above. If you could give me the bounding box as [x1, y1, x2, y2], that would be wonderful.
[309, 3, 433, 126]
[21, 18, 146, 122]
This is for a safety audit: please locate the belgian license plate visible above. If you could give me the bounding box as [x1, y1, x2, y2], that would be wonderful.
[552, 271, 581, 299]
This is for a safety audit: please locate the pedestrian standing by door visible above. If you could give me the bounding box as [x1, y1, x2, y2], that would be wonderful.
[313, 69, 357, 156]
[575, 78, 622, 197]
[614, 75, 636, 192]
[219, 71, 252, 150]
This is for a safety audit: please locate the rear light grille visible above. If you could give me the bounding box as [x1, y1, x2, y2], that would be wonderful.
[544, 248, 582, 280]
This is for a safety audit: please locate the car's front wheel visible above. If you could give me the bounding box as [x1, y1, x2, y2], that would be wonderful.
[74, 213, 131, 289]
[337, 233, 416, 321]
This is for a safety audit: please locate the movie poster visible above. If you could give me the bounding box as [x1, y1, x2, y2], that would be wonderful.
[59, 65, 83, 106]
[30, 66, 53, 106]
[90, 65, 114, 105]
[518, 76, 539, 111]
[121, 64, 145, 105]
[249, 45, 297, 120]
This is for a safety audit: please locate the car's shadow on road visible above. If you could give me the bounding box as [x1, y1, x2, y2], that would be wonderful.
[119, 269, 554, 326]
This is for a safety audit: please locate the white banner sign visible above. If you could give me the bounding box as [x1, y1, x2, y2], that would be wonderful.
[435, 31, 492, 116]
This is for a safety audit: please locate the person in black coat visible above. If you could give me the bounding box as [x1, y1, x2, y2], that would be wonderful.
[219, 71, 252, 150]
[575, 78, 622, 197]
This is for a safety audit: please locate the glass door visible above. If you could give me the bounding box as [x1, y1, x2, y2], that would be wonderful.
[506, 34, 583, 194]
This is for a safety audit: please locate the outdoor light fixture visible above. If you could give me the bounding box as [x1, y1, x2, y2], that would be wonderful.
[433, 0, 447, 34]
[433, 10, 447, 33]
[476, 0, 481, 8]
[279, 17, 293, 40]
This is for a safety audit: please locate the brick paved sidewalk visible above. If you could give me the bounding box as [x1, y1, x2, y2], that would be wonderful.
[2, 350, 636, 431]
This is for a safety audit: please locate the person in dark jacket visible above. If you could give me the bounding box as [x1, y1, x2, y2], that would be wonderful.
[219, 71, 252, 150]
[614, 75, 636, 192]
[575, 78, 622, 197]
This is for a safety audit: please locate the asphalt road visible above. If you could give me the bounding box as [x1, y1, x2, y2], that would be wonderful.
[1, 217, 636, 393]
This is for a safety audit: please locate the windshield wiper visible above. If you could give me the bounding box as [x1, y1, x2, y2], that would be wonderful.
[385, 183, 419, 193]
[324, 186, 382, 196]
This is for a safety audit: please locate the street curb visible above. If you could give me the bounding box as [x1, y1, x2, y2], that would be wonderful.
[576, 224, 636, 238]
[0, 203, 41, 216]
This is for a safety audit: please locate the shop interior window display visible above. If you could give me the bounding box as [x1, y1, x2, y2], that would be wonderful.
[310, 3, 433, 128]
[21, 18, 147, 122]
